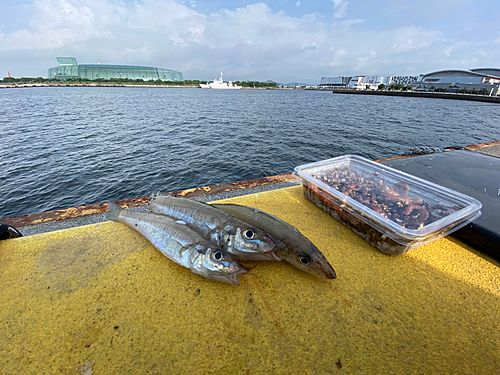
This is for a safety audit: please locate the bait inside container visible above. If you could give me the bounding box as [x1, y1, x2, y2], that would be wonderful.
[294, 155, 482, 255]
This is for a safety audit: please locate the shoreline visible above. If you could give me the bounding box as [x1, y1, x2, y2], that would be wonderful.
[331, 88, 500, 103]
[3, 83, 500, 102]
[0, 83, 278, 89]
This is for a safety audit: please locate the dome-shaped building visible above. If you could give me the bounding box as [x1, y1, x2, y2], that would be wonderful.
[419, 68, 500, 94]
[48, 57, 184, 81]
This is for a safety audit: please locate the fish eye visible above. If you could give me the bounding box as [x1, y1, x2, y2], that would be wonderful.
[243, 229, 255, 240]
[213, 250, 224, 261]
[298, 253, 312, 265]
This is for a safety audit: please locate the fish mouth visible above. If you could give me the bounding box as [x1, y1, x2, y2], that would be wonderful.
[325, 268, 337, 279]
[322, 260, 337, 279]
[272, 238, 287, 252]
[229, 268, 248, 285]
[315, 263, 337, 279]
[270, 250, 282, 261]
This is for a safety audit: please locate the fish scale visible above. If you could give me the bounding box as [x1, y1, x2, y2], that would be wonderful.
[211, 203, 337, 279]
[105, 202, 247, 285]
[148, 192, 284, 261]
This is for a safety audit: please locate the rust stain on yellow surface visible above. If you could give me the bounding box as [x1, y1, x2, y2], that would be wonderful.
[1, 185, 499, 374]
[249, 276, 287, 338]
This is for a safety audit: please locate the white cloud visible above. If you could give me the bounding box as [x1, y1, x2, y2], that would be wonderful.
[0, 0, 207, 50]
[474, 49, 488, 58]
[383, 0, 475, 21]
[296, 1, 301, 6]
[130, 0, 206, 46]
[0, 0, 499, 82]
[335, 47, 347, 57]
[388, 26, 442, 53]
[355, 56, 369, 70]
[332, 0, 348, 18]
[205, 4, 323, 49]
[331, 18, 364, 28]
[0, 0, 110, 49]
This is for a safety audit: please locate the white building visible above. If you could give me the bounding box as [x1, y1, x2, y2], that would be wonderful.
[320, 75, 392, 90]
[319, 69, 500, 94]
[346, 76, 370, 90]
[372, 76, 392, 87]
[345, 76, 392, 90]
[319, 76, 352, 88]
[390, 76, 420, 86]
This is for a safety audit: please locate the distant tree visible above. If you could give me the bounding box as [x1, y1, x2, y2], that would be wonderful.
[378, 84, 386, 90]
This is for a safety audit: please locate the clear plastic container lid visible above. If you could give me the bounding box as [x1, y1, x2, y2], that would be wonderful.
[294, 155, 482, 246]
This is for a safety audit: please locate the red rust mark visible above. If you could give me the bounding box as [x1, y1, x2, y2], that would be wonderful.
[173, 186, 212, 197]
[0, 202, 111, 228]
[169, 174, 295, 198]
[0, 174, 295, 228]
[464, 140, 500, 150]
[375, 154, 415, 162]
[250, 277, 287, 338]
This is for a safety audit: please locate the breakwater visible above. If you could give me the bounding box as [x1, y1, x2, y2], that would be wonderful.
[331, 88, 500, 103]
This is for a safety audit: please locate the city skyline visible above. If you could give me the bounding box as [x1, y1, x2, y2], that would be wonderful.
[1, 0, 498, 83]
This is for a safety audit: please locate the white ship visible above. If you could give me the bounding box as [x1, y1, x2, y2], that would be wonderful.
[200, 72, 242, 89]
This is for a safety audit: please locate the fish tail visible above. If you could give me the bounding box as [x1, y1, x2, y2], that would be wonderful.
[105, 201, 123, 222]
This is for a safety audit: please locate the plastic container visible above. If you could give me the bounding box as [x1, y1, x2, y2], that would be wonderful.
[293, 155, 482, 255]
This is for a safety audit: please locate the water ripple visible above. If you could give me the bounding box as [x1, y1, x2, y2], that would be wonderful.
[2, 87, 500, 217]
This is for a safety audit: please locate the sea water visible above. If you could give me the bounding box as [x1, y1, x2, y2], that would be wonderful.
[2, 87, 500, 217]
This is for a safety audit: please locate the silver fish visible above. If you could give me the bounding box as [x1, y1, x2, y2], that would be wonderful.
[211, 203, 337, 279]
[148, 192, 284, 261]
[105, 202, 247, 285]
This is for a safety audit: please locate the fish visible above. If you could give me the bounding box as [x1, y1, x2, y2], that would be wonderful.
[211, 203, 337, 279]
[105, 202, 247, 285]
[148, 192, 284, 261]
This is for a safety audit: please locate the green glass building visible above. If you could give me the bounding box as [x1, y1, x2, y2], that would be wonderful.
[47, 57, 184, 81]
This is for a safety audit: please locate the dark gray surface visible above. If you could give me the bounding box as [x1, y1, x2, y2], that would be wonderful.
[381, 150, 500, 260]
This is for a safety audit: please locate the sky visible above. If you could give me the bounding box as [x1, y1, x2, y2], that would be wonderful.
[0, 0, 499, 83]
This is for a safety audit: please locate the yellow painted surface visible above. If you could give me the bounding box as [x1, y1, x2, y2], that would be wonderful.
[1, 186, 500, 374]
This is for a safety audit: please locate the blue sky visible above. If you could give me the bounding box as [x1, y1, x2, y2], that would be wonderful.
[0, 0, 498, 83]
